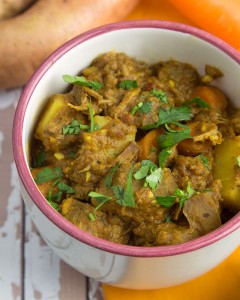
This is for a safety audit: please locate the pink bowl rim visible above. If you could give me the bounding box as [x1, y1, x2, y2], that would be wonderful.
[13, 20, 240, 257]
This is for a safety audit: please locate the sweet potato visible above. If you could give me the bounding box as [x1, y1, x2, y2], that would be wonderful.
[0, 0, 35, 20]
[0, 0, 139, 90]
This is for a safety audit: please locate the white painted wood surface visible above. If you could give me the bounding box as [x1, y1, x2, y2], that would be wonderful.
[0, 89, 103, 300]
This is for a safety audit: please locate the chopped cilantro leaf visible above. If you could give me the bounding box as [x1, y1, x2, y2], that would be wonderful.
[156, 195, 177, 208]
[88, 191, 112, 221]
[57, 182, 75, 194]
[134, 160, 162, 190]
[35, 166, 63, 184]
[119, 80, 138, 89]
[130, 102, 143, 115]
[157, 106, 193, 126]
[199, 154, 210, 170]
[151, 89, 168, 103]
[104, 163, 121, 188]
[158, 127, 191, 148]
[62, 119, 89, 135]
[158, 148, 172, 167]
[186, 97, 210, 108]
[134, 160, 157, 180]
[63, 75, 103, 91]
[33, 151, 46, 168]
[119, 165, 135, 207]
[144, 167, 162, 190]
[138, 101, 153, 114]
[142, 106, 193, 130]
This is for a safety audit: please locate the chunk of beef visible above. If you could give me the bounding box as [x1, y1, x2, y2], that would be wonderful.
[61, 198, 130, 244]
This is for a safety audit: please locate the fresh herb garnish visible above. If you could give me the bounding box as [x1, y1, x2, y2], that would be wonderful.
[63, 75, 103, 91]
[156, 182, 196, 209]
[151, 89, 169, 103]
[158, 127, 191, 148]
[199, 154, 210, 170]
[130, 102, 143, 115]
[56, 182, 75, 194]
[33, 151, 46, 168]
[88, 165, 136, 220]
[117, 166, 136, 207]
[88, 191, 113, 221]
[186, 97, 210, 108]
[114, 165, 135, 207]
[88, 102, 95, 132]
[158, 148, 172, 167]
[145, 167, 163, 190]
[35, 167, 63, 184]
[131, 101, 153, 115]
[139, 101, 153, 114]
[62, 120, 89, 135]
[134, 160, 157, 180]
[142, 106, 193, 130]
[119, 80, 138, 89]
[156, 195, 177, 208]
[134, 160, 162, 190]
[104, 163, 121, 188]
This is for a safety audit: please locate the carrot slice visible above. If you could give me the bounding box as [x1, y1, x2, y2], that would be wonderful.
[167, 0, 240, 49]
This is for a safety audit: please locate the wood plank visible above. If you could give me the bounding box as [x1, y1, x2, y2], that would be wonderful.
[24, 210, 87, 300]
[0, 93, 23, 300]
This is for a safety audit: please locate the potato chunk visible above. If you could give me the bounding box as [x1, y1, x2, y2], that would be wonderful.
[35, 94, 66, 140]
[213, 136, 240, 211]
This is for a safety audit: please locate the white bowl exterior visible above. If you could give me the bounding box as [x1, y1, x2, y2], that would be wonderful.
[16, 24, 240, 289]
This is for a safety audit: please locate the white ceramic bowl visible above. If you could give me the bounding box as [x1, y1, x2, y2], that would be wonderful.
[13, 20, 240, 290]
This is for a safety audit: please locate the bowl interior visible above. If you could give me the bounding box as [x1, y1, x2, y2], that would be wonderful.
[15, 21, 240, 256]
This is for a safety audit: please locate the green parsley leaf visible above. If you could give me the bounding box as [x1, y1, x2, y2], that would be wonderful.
[158, 127, 191, 148]
[104, 163, 121, 188]
[47, 198, 60, 211]
[119, 80, 138, 89]
[199, 154, 210, 170]
[47, 189, 62, 203]
[88, 102, 95, 132]
[186, 97, 210, 108]
[151, 146, 157, 153]
[151, 89, 168, 103]
[63, 75, 103, 91]
[118, 165, 135, 207]
[33, 151, 46, 168]
[138, 101, 153, 114]
[57, 182, 75, 194]
[144, 167, 163, 190]
[62, 120, 89, 135]
[142, 106, 193, 130]
[175, 182, 196, 208]
[130, 102, 143, 115]
[156, 195, 177, 208]
[134, 160, 157, 180]
[158, 148, 172, 167]
[111, 185, 125, 202]
[88, 191, 113, 221]
[134, 160, 162, 190]
[35, 167, 63, 184]
[157, 106, 193, 126]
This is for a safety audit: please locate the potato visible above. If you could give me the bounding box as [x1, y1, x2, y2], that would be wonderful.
[213, 136, 240, 211]
[35, 94, 66, 140]
[0, 0, 139, 90]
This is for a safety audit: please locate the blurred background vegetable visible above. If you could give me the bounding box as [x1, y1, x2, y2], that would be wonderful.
[167, 0, 240, 49]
